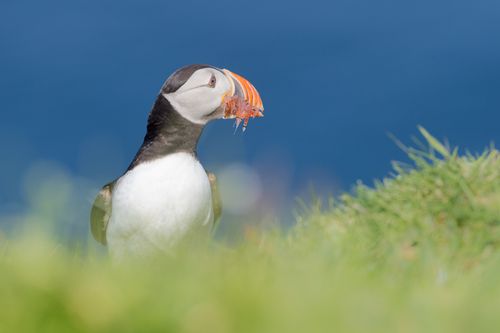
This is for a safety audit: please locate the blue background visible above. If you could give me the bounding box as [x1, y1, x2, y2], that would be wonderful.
[1, 0, 499, 224]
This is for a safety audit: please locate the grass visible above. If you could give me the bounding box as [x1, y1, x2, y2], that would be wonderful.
[1, 128, 499, 333]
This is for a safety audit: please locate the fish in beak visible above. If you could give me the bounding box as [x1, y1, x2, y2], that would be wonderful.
[222, 69, 264, 132]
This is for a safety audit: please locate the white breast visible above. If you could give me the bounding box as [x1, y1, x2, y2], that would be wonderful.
[107, 152, 213, 260]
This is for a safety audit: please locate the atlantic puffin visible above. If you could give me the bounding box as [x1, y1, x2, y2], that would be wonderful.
[90, 64, 263, 259]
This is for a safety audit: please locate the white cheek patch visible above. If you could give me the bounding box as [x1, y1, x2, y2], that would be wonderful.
[164, 89, 219, 125]
[163, 68, 231, 125]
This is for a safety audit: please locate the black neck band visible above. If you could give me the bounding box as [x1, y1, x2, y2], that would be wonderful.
[127, 95, 204, 171]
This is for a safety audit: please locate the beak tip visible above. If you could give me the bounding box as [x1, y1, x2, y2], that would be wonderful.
[222, 68, 264, 129]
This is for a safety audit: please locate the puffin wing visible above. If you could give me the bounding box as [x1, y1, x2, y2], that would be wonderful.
[207, 172, 222, 228]
[90, 181, 115, 245]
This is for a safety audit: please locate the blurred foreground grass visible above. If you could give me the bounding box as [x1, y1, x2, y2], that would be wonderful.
[1, 128, 499, 333]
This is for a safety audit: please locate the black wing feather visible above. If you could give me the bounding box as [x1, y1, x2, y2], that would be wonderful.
[208, 172, 222, 229]
[90, 182, 115, 245]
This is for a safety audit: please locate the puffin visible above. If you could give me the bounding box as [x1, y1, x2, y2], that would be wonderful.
[90, 64, 263, 259]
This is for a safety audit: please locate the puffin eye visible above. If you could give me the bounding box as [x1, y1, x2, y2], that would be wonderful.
[208, 74, 216, 88]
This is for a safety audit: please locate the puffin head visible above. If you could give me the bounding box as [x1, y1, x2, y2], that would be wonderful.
[161, 64, 263, 126]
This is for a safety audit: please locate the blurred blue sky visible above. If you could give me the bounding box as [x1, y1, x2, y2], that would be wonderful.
[1, 0, 499, 218]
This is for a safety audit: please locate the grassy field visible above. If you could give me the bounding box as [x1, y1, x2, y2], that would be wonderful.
[1, 128, 499, 333]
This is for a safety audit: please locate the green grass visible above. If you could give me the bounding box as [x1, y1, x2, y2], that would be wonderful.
[1, 128, 499, 333]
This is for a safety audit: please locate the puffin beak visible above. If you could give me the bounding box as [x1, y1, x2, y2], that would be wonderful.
[222, 69, 264, 120]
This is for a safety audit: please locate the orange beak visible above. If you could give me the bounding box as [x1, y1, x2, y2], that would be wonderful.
[222, 69, 264, 117]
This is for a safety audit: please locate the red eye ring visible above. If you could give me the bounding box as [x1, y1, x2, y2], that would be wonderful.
[208, 74, 216, 88]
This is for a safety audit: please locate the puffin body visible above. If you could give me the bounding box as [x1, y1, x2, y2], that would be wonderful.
[90, 64, 262, 259]
[108, 152, 213, 259]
